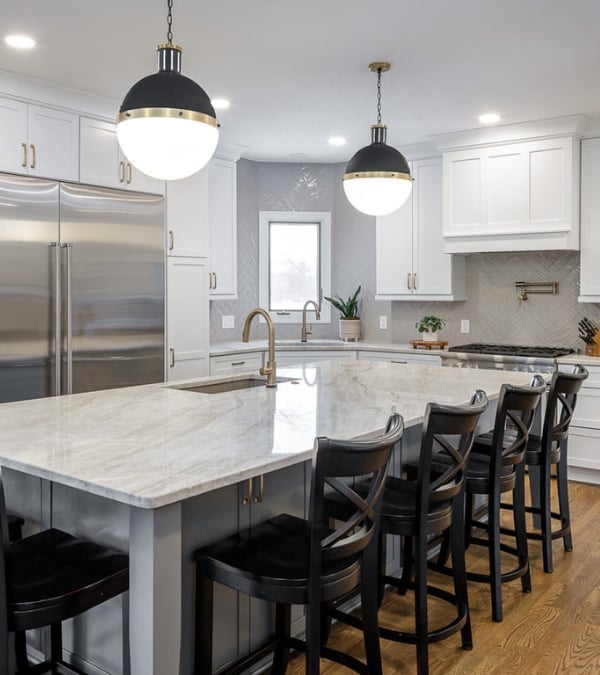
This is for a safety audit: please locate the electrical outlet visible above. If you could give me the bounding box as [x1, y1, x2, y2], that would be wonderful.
[222, 315, 235, 329]
[379, 316, 388, 330]
[460, 319, 470, 334]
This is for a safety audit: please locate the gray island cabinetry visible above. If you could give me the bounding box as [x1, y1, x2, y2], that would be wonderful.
[0, 361, 533, 674]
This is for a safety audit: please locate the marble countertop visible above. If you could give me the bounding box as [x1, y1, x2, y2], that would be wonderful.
[210, 339, 448, 357]
[0, 362, 533, 509]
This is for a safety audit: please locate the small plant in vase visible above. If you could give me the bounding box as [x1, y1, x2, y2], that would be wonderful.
[415, 315, 446, 342]
[325, 285, 361, 341]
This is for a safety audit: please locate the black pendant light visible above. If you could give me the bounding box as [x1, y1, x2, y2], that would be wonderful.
[117, 0, 219, 180]
[343, 62, 412, 216]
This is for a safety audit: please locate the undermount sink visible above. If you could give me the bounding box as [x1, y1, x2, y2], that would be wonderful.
[169, 376, 298, 395]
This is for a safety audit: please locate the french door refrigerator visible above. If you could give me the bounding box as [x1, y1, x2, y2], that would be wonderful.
[0, 173, 164, 403]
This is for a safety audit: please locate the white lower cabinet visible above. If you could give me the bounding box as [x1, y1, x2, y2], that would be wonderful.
[275, 350, 357, 367]
[560, 362, 600, 484]
[166, 257, 209, 381]
[181, 463, 307, 673]
[358, 350, 442, 366]
[210, 352, 264, 376]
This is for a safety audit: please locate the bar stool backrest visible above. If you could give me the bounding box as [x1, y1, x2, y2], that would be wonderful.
[417, 389, 489, 514]
[542, 365, 588, 450]
[489, 375, 546, 473]
[309, 413, 403, 573]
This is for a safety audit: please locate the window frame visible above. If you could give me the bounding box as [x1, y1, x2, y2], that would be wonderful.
[258, 211, 332, 324]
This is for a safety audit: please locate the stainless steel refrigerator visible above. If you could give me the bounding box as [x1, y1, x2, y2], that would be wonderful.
[0, 173, 164, 403]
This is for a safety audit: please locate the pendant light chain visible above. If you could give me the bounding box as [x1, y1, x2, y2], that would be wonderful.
[167, 0, 174, 44]
[376, 67, 382, 125]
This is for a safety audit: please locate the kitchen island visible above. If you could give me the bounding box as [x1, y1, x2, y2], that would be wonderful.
[0, 360, 535, 674]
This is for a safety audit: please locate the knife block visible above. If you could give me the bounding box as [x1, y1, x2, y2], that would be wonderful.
[585, 334, 600, 356]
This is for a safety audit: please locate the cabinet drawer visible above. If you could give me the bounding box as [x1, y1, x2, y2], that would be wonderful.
[568, 426, 600, 471]
[275, 350, 355, 367]
[358, 350, 442, 366]
[210, 353, 263, 375]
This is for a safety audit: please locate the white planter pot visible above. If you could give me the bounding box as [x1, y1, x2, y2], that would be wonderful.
[339, 318, 361, 342]
[422, 331, 438, 342]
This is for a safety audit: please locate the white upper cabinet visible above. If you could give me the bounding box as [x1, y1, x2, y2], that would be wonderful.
[208, 157, 237, 299]
[79, 117, 164, 194]
[442, 136, 580, 252]
[579, 137, 600, 302]
[0, 96, 79, 181]
[376, 158, 466, 301]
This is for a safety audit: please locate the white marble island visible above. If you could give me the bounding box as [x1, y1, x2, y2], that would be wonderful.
[0, 361, 534, 674]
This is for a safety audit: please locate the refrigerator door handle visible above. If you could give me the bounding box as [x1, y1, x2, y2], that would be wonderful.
[62, 243, 74, 395]
[50, 242, 62, 396]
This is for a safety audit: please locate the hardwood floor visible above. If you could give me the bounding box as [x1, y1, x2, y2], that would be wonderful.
[282, 480, 600, 674]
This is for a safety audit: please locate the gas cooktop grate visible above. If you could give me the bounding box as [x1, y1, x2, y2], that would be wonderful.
[448, 344, 576, 358]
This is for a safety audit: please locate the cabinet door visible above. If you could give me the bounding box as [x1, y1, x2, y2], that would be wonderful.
[0, 97, 28, 173]
[28, 104, 79, 181]
[80, 117, 122, 188]
[80, 117, 164, 194]
[375, 195, 413, 298]
[413, 158, 464, 297]
[580, 138, 600, 302]
[166, 169, 209, 257]
[209, 158, 238, 299]
[166, 257, 209, 381]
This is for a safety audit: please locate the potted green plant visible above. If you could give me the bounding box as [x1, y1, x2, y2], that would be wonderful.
[415, 315, 446, 342]
[325, 285, 361, 341]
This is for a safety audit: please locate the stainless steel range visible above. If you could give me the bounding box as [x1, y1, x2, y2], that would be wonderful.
[442, 343, 576, 373]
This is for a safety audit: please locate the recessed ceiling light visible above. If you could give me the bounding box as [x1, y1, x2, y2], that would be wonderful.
[328, 136, 346, 146]
[211, 98, 230, 110]
[5, 35, 36, 50]
[479, 112, 501, 125]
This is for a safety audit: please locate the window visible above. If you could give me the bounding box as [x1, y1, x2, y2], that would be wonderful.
[259, 211, 331, 324]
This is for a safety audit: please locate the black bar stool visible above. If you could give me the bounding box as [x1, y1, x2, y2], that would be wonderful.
[433, 376, 545, 623]
[501, 365, 588, 572]
[193, 413, 403, 675]
[326, 390, 488, 675]
[0, 471, 129, 674]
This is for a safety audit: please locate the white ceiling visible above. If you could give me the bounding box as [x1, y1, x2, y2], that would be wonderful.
[3, 0, 600, 163]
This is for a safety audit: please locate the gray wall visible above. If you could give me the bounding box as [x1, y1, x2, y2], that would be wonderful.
[210, 160, 598, 350]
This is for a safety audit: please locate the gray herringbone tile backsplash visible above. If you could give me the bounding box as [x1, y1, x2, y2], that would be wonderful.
[210, 160, 598, 352]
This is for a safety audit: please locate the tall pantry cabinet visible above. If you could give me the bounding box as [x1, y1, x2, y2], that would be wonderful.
[165, 152, 240, 381]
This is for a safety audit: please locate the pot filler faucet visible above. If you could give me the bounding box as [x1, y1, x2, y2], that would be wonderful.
[301, 300, 321, 342]
[242, 308, 277, 387]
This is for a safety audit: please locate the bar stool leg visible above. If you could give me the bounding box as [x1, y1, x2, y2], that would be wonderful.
[514, 465, 532, 592]
[271, 603, 291, 674]
[361, 536, 383, 675]
[450, 495, 472, 649]
[415, 534, 429, 675]
[557, 443, 573, 552]
[488, 488, 503, 622]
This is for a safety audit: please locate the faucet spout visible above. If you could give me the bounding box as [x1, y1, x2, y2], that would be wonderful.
[242, 308, 277, 387]
[301, 300, 321, 342]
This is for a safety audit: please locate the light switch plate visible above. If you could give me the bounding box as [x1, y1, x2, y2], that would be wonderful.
[460, 319, 470, 334]
[222, 315, 235, 329]
[379, 316, 388, 330]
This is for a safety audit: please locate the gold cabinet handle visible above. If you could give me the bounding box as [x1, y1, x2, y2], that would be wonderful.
[21, 142, 27, 168]
[407, 272, 412, 290]
[413, 273, 418, 290]
[127, 163, 132, 184]
[169, 347, 175, 368]
[30, 144, 36, 169]
[213, 272, 217, 289]
[119, 161, 125, 183]
[253, 475, 264, 503]
[241, 477, 253, 506]
[168, 230, 174, 251]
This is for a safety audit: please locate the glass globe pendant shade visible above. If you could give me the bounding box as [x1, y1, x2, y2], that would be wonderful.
[343, 124, 412, 216]
[117, 44, 219, 180]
